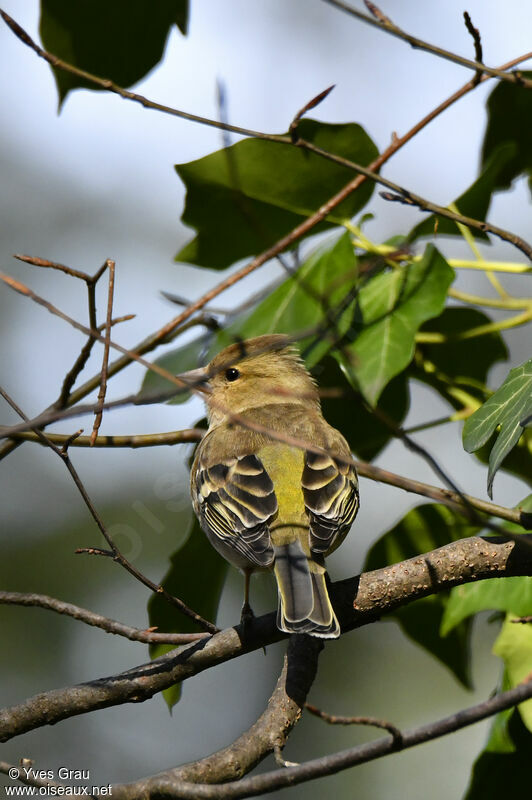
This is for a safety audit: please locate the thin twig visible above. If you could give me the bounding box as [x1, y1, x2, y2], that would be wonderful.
[90, 259, 115, 445]
[0, 385, 217, 634]
[0, 8, 290, 145]
[0, 592, 208, 644]
[323, 0, 532, 88]
[305, 703, 403, 744]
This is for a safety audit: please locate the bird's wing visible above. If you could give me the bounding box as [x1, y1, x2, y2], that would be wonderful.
[194, 453, 277, 567]
[302, 450, 359, 555]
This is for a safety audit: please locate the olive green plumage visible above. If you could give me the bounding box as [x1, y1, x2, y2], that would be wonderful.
[187, 334, 359, 638]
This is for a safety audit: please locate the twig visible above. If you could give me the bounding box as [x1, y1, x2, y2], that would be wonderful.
[90, 259, 115, 445]
[0, 8, 290, 145]
[0, 385, 217, 634]
[323, 0, 532, 88]
[0, 592, 208, 644]
[9, 428, 205, 448]
[305, 703, 402, 744]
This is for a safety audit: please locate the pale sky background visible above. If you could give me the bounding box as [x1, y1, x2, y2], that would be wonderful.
[1, 1, 531, 798]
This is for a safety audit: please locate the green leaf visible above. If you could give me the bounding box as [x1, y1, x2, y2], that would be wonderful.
[226, 231, 357, 365]
[140, 232, 358, 396]
[318, 357, 410, 460]
[40, 0, 188, 105]
[481, 71, 532, 194]
[410, 144, 516, 241]
[148, 516, 228, 709]
[341, 245, 454, 405]
[442, 577, 532, 636]
[493, 614, 532, 731]
[462, 358, 532, 497]
[463, 707, 532, 799]
[175, 119, 378, 269]
[363, 503, 480, 686]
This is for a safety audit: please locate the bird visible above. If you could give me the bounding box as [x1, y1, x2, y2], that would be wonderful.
[179, 334, 359, 638]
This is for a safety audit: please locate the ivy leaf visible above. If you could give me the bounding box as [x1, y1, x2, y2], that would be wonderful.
[140, 232, 358, 397]
[410, 143, 516, 241]
[463, 705, 532, 799]
[175, 119, 378, 269]
[481, 71, 532, 194]
[462, 358, 532, 498]
[148, 517, 228, 709]
[340, 245, 454, 405]
[363, 503, 480, 687]
[493, 614, 532, 732]
[40, 0, 188, 105]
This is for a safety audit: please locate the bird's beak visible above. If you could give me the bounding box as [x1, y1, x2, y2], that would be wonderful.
[175, 366, 212, 394]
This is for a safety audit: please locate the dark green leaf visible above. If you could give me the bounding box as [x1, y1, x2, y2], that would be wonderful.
[481, 71, 532, 194]
[463, 707, 532, 799]
[410, 144, 516, 241]
[416, 307, 508, 393]
[148, 516, 228, 709]
[175, 119, 378, 269]
[317, 357, 410, 461]
[40, 0, 188, 104]
[340, 245, 454, 405]
[363, 503, 480, 685]
[462, 358, 532, 497]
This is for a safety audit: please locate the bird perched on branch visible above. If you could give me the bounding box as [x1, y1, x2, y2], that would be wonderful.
[180, 334, 359, 638]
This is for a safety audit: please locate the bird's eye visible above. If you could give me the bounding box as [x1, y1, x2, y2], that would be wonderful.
[225, 368, 240, 382]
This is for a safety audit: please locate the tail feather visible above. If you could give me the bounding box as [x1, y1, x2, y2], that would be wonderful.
[273, 541, 340, 639]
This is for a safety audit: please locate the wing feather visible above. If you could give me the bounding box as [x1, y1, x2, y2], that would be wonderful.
[194, 453, 277, 567]
[302, 450, 359, 555]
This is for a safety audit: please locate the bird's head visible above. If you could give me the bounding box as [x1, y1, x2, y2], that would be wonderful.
[176, 334, 320, 425]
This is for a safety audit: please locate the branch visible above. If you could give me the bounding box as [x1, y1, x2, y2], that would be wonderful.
[1, 533, 531, 742]
[9, 429, 206, 448]
[0, 592, 208, 645]
[322, 0, 532, 88]
[6, 422, 529, 529]
[114, 676, 532, 798]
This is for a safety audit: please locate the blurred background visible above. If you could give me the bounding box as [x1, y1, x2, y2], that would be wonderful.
[1, 1, 531, 797]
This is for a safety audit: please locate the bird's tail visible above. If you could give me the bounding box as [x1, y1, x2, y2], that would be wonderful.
[273, 539, 340, 638]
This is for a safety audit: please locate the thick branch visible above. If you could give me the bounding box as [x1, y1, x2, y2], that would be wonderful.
[1, 534, 531, 742]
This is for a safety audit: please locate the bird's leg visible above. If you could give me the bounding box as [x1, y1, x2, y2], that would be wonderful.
[240, 568, 255, 624]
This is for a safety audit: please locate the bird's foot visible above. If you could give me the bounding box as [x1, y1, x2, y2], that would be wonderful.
[240, 601, 255, 627]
